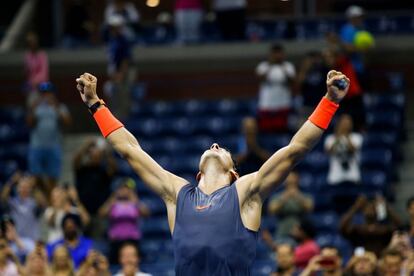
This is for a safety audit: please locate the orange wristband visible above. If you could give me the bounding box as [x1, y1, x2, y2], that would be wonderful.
[308, 97, 339, 130]
[93, 107, 124, 137]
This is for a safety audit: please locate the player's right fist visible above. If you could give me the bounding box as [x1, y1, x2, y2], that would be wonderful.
[76, 72, 100, 106]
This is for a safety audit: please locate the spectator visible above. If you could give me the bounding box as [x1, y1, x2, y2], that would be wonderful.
[213, 0, 246, 41]
[50, 245, 74, 276]
[73, 137, 116, 238]
[114, 242, 152, 276]
[271, 243, 298, 276]
[23, 31, 49, 105]
[0, 216, 35, 262]
[62, 0, 94, 48]
[296, 51, 330, 117]
[387, 230, 412, 259]
[291, 219, 320, 269]
[256, 44, 296, 132]
[47, 213, 92, 269]
[0, 237, 21, 276]
[43, 186, 90, 243]
[236, 117, 271, 176]
[174, 0, 203, 44]
[344, 250, 377, 276]
[339, 195, 401, 256]
[268, 172, 314, 241]
[322, 48, 364, 129]
[77, 251, 110, 276]
[98, 178, 150, 264]
[0, 172, 46, 241]
[27, 82, 72, 195]
[105, 0, 139, 41]
[300, 246, 343, 276]
[325, 114, 363, 186]
[104, 14, 134, 119]
[379, 248, 403, 276]
[22, 243, 51, 276]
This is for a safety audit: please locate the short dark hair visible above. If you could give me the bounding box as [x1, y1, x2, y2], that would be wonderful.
[271, 43, 284, 52]
[382, 248, 403, 260]
[321, 245, 341, 257]
[406, 197, 414, 209]
[119, 241, 140, 257]
[61, 213, 82, 229]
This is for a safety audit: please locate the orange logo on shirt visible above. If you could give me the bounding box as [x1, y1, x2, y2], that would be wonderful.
[195, 204, 211, 211]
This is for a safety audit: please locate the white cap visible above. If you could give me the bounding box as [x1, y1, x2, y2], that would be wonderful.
[345, 5, 364, 18]
[107, 14, 125, 27]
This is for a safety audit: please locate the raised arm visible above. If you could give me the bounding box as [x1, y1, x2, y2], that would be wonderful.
[75, 73, 187, 202]
[242, 70, 350, 199]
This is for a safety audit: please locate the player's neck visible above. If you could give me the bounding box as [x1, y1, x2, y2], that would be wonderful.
[198, 163, 230, 195]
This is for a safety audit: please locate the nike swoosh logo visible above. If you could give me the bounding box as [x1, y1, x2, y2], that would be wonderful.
[195, 204, 211, 211]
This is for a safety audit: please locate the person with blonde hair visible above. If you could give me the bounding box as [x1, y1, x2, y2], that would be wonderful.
[51, 245, 75, 276]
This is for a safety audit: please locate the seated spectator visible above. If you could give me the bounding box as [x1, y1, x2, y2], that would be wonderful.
[27, 82, 72, 195]
[0, 216, 35, 263]
[73, 137, 116, 238]
[22, 243, 51, 276]
[105, 0, 140, 41]
[378, 248, 403, 276]
[213, 0, 246, 41]
[43, 186, 90, 243]
[268, 172, 313, 241]
[98, 178, 150, 264]
[50, 245, 74, 276]
[291, 219, 320, 269]
[77, 250, 110, 276]
[0, 172, 46, 241]
[114, 242, 152, 276]
[271, 243, 298, 276]
[339, 195, 401, 256]
[296, 51, 329, 117]
[174, 0, 203, 44]
[236, 117, 271, 176]
[344, 250, 377, 276]
[256, 44, 296, 133]
[300, 246, 343, 276]
[325, 114, 362, 186]
[47, 213, 92, 269]
[0, 237, 21, 276]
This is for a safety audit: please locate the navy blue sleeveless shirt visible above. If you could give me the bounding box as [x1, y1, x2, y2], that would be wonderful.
[173, 183, 258, 275]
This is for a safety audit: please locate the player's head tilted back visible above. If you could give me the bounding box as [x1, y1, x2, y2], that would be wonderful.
[197, 143, 239, 183]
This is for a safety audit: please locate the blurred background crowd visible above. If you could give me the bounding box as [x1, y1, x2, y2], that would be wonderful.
[0, 0, 413, 275]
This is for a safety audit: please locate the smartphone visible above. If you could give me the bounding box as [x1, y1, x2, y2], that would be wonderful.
[318, 257, 336, 268]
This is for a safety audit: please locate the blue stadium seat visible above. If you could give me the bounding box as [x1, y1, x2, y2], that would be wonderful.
[361, 170, 387, 190]
[141, 196, 166, 216]
[141, 218, 170, 239]
[140, 261, 175, 276]
[259, 134, 291, 152]
[363, 132, 397, 150]
[361, 149, 392, 170]
[251, 260, 276, 276]
[310, 212, 339, 233]
[363, 93, 404, 111]
[366, 111, 401, 131]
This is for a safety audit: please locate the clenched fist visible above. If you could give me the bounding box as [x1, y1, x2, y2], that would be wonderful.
[325, 70, 350, 104]
[76, 72, 100, 106]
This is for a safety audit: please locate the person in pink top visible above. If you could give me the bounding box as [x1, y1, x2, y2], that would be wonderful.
[98, 178, 150, 264]
[291, 219, 320, 269]
[174, 0, 203, 44]
[24, 32, 49, 105]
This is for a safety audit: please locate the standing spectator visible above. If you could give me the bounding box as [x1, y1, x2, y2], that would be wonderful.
[256, 44, 296, 132]
[213, 0, 246, 41]
[43, 186, 90, 243]
[77, 251, 110, 276]
[236, 117, 271, 176]
[268, 172, 314, 241]
[98, 178, 150, 264]
[378, 248, 403, 276]
[73, 138, 116, 238]
[50, 246, 74, 276]
[0, 216, 35, 262]
[271, 243, 298, 276]
[325, 114, 363, 186]
[22, 244, 51, 276]
[0, 237, 21, 276]
[0, 172, 47, 241]
[291, 219, 320, 269]
[174, 0, 203, 44]
[344, 250, 377, 276]
[339, 195, 401, 256]
[23, 32, 49, 105]
[104, 15, 134, 119]
[296, 51, 330, 117]
[105, 0, 140, 41]
[27, 82, 72, 195]
[62, 0, 94, 48]
[47, 213, 92, 269]
[300, 246, 343, 276]
[114, 243, 152, 276]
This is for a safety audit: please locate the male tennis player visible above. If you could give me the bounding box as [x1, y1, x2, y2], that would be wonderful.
[76, 70, 349, 275]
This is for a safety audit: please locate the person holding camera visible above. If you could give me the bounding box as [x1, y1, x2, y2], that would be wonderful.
[344, 249, 377, 276]
[300, 246, 343, 276]
[325, 114, 362, 186]
[77, 250, 110, 276]
[0, 237, 21, 276]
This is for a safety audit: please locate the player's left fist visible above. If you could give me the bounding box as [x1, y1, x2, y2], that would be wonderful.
[325, 70, 350, 104]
